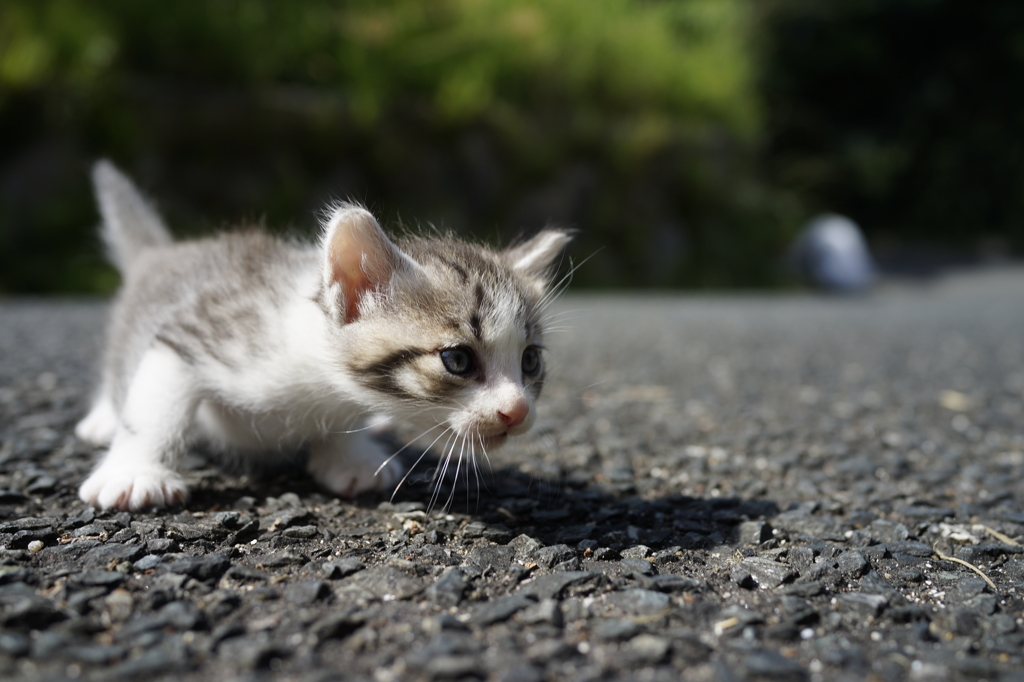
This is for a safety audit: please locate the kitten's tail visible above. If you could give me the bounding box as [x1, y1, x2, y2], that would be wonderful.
[91, 159, 173, 273]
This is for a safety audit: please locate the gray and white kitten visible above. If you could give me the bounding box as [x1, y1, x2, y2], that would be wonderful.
[76, 161, 572, 510]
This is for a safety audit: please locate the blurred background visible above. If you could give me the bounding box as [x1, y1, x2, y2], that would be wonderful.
[1, 0, 1021, 294]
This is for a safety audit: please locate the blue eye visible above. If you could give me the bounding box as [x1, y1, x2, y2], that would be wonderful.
[440, 347, 475, 375]
[522, 347, 541, 376]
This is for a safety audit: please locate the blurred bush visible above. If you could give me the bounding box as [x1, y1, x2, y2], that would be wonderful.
[0, 0, 785, 293]
[3, 0, 1018, 294]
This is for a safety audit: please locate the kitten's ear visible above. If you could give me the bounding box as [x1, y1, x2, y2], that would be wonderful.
[506, 228, 574, 287]
[321, 204, 411, 323]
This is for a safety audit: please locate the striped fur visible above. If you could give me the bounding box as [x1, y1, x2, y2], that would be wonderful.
[76, 161, 572, 510]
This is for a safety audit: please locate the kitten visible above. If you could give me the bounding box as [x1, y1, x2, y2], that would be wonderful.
[76, 161, 572, 511]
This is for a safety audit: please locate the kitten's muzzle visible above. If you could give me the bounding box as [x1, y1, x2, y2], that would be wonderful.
[480, 433, 509, 449]
[497, 405, 527, 429]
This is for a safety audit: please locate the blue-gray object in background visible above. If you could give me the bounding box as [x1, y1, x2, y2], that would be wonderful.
[793, 214, 876, 292]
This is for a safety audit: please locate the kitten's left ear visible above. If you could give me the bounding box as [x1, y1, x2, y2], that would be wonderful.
[321, 204, 415, 323]
[506, 228, 575, 288]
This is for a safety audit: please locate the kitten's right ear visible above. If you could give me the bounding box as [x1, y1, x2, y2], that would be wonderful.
[506, 228, 575, 289]
[321, 204, 412, 323]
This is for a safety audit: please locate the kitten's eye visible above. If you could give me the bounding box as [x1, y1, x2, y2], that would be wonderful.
[521, 347, 542, 377]
[440, 347, 475, 375]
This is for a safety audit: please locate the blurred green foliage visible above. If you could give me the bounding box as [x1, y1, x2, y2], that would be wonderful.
[1, 0, 782, 293]
[1, 0, 1019, 294]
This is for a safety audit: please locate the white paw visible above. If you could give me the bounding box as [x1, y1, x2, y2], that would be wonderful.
[75, 400, 119, 446]
[308, 444, 404, 498]
[79, 464, 189, 511]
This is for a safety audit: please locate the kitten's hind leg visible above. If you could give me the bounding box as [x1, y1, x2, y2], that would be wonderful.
[79, 345, 197, 510]
[75, 393, 118, 446]
[307, 430, 403, 497]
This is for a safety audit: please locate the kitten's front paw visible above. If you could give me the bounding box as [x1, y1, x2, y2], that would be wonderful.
[79, 464, 189, 511]
[75, 400, 119, 446]
[308, 438, 404, 498]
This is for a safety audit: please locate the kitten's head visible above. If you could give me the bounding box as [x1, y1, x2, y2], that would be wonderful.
[319, 204, 572, 451]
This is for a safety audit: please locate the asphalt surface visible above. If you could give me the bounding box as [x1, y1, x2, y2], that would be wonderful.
[1, 267, 1023, 682]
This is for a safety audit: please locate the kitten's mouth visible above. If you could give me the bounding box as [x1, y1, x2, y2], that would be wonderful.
[478, 433, 508, 449]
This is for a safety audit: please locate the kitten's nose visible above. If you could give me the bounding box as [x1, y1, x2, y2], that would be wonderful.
[497, 401, 529, 429]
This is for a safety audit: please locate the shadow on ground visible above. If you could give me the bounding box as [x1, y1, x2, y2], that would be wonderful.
[184, 444, 781, 554]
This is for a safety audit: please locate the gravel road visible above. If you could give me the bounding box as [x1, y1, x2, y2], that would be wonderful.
[1, 268, 1023, 682]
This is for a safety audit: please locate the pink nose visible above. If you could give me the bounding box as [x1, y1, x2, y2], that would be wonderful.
[497, 401, 529, 428]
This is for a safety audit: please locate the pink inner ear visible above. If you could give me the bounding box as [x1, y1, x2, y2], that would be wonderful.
[327, 210, 395, 324]
[329, 232, 367, 323]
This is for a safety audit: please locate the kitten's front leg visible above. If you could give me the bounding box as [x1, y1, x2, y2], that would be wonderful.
[75, 393, 118, 445]
[79, 345, 197, 510]
[307, 430, 403, 497]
